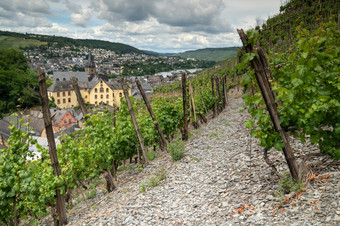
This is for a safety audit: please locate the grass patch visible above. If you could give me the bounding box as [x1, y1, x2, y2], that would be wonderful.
[190, 157, 200, 162]
[147, 168, 167, 188]
[167, 139, 185, 161]
[209, 132, 218, 138]
[147, 151, 156, 161]
[238, 109, 245, 113]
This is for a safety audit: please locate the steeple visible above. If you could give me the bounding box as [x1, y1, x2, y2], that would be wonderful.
[85, 51, 96, 77]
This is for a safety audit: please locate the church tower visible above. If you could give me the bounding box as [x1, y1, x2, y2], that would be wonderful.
[85, 52, 96, 76]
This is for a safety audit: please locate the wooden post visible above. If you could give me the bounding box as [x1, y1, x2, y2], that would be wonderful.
[135, 79, 167, 151]
[215, 76, 222, 112]
[181, 72, 188, 141]
[189, 82, 198, 129]
[120, 78, 148, 166]
[211, 74, 216, 118]
[237, 29, 299, 181]
[70, 76, 87, 115]
[37, 68, 67, 225]
[222, 75, 227, 108]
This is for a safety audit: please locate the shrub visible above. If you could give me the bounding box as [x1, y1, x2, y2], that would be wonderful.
[167, 139, 185, 161]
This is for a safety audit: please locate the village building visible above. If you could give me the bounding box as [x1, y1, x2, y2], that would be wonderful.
[47, 53, 129, 109]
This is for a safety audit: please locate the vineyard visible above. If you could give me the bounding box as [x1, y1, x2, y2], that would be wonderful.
[0, 0, 339, 225]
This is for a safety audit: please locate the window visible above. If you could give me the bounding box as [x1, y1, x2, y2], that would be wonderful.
[63, 99, 66, 103]
[95, 88, 98, 93]
[64, 120, 67, 123]
[112, 93, 115, 97]
[100, 87, 104, 93]
[85, 95, 87, 99]
[106, 101, 109, 104]
[68, 91, 71, 96]
[119, 92, 122, 97]
[57, 92, 60, 97]
[106, 88, 109, 92]
[68, 98, 71, 103]
[95, 101, 97, 105]
[106, 94, 109, 99]
[57, 99, 60, 104]
[95, 95, 97, 99]
[100, 94, 103, 99]
[69, 119, 72, 123]
[63, 92, 65, 97]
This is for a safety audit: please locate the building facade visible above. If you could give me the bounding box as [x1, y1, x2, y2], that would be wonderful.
[47, 53, 129, 109]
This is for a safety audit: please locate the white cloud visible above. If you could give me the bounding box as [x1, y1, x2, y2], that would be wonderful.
[0, 0, 282, 52]
[70, 9, 91, 27]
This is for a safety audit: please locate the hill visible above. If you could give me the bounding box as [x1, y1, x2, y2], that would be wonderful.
[175, 47, 239, 62]
[0, 30, 142, 54]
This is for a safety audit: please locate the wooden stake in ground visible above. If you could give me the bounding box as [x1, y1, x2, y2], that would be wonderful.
[70, 75, 88, 116]
[237, 29, 299, 182]
[120, 78, 148, 166]
[182, 72, 188, 141]
[135, 79, 167, 151]
[189, 82, 198, 129]
[37, 68, 67, 226]
[222, 75, 227, 109]
[211, 74, 216, 118]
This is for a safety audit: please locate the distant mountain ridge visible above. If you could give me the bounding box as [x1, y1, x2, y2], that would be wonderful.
[0, 30, 141, 54]
[175, 47, 239, 62]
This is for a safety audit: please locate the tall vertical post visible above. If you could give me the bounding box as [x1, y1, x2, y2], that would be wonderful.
[37, 68, 67, 225]
[211, 73, 216, 118]
[237, 29, 299, 181]
[135, 79, 167, 151]
[70, 76, 87, 116]
[181, 72, 188, 141]
[120, 78, 148, 166]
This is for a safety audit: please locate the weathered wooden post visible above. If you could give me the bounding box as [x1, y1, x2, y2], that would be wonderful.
[189, 82, 198, 129]
[70, 75, 87, 116]
[37, 68, 67, 225]
[237, 29, 299, 181]
[120, 78, 148, 166]
[135, 79, 168, 151]
[181, 72, 188, 140]
[211, 73, 216, 118]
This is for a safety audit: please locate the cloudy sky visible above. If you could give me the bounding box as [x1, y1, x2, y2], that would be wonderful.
[0, 0, 282, 53]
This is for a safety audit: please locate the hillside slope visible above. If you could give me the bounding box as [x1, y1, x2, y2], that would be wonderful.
[176, 47, 239, 62]
[0, 30, 141, 54]
[40, 97, 339, 225]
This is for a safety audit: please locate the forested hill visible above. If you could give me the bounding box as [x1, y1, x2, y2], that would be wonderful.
[0, 30, 142, 54]
[175, 47, 239, 62]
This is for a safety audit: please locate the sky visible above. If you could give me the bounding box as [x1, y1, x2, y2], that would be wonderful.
[0, 0, 283, 53]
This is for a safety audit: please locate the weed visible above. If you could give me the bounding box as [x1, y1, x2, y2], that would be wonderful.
[86, 188, 97, 199]
[147, 151, 156, 161]
[209, 132, 218, 138]
[207, 145, 212, 150]
[238, 109, 245, 113]
[140, 184, 146, 193]
[147, 168, 166, 187]
[275, 172, 303, 201]
[167, 139, 185, 161]
[190, 157, 200, 162]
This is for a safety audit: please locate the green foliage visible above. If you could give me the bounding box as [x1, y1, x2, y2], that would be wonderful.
[147, 151, 156, 161]
[0, 119, 57, 224]
[167, 139, 185, 161]
[240, 17, 339, 158]
[147, 168, 166, 188]
[0, 48, 39, 117]
[140, 184, 146, 193]
[275, 172, 303, 199]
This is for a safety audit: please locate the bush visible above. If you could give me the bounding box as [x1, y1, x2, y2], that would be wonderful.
[167, 139, 185, 161]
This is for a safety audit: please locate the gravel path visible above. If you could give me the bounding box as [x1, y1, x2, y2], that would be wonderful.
[48, 97, 339, 226]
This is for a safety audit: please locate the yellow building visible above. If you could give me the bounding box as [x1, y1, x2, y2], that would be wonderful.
[47, 72, 129, 108]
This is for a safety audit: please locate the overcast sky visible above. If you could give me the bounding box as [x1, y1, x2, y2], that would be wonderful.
[0, 0, 282, 53]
